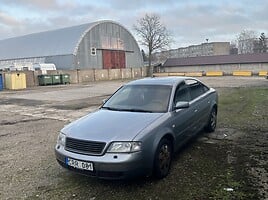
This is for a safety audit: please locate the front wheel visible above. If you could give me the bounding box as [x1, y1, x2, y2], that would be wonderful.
[205, 107, 217, 132]
[153, 138, 172, 179]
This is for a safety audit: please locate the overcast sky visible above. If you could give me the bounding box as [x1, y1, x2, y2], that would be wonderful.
[0, 0, 267, 50]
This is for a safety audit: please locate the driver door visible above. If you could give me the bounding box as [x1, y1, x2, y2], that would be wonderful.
[170, 83, 195, 149]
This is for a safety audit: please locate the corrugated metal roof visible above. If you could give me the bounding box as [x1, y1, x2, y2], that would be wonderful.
[163, 53, 268, 67]
[0, 21, 105, 60]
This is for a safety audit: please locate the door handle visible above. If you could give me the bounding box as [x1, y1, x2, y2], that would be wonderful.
[194, 109, 198, 113]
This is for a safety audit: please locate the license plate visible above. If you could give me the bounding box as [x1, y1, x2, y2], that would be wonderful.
[66, 157, 94, 171]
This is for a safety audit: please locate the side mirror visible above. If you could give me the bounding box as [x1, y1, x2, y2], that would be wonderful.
[175, 101, 189, 109]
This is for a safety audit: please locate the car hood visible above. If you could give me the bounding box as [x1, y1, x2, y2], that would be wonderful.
[62, 109, 163, 142]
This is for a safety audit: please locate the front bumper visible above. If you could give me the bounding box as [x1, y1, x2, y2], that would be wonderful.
[55, 145, 150, 180]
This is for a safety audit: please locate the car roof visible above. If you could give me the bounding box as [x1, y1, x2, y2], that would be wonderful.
[126, 76, 194, 86]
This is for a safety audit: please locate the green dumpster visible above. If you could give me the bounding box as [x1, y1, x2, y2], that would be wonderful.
[52, 75, 61, 85]
[38, 75, 53, 86]
[60, 74, 70, 84]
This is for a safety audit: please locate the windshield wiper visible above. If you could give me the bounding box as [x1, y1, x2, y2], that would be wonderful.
[102, 106, 153, 113]
[122, 108, 153, 113]
[101, 106, 120, 111]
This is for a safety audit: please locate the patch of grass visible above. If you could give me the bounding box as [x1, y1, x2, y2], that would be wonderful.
[218, 87, 268, 132]
[211, 168, 254, 200]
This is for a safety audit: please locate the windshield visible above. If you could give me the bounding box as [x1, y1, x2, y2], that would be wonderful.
[102, 85, 172, 113]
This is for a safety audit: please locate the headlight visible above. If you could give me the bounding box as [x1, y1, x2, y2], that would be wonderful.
[107, 142, 142, 153]
[57, 132, 66, 146]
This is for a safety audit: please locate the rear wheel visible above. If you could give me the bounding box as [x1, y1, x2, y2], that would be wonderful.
[154, 138, 172, 179]
[205, 107, 217, 132]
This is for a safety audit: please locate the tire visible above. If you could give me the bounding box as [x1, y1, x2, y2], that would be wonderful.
[153, 138, 172, 179]
[205, 107, 217, 132]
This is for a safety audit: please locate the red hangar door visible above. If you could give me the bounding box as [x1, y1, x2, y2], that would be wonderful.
[102, 50, 126, 69]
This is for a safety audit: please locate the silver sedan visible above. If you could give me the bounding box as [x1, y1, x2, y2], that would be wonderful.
[55, 77, 218, 179]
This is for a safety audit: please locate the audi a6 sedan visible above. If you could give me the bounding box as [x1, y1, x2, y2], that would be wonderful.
[55, 77, 218, 179]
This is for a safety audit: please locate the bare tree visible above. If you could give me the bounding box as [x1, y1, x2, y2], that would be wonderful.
[259, 32, 267, 53]
[133, 14, 172, 76]
[229, 41, 238, 55]
[237, 30, 257, 54]
[141, 49, 148, 62]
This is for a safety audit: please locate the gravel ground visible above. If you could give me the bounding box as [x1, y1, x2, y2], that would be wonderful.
[0, 76, 267, 200]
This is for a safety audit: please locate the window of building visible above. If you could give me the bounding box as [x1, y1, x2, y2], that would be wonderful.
[91, 47, 97, 56]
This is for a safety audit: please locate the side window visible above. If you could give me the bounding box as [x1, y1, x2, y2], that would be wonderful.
[189, 83, 208, 100]
[174, 83, 191, 104]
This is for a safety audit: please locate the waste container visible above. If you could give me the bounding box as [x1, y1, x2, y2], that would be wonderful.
[38, 75, 53, 86]
[0, 74, 3, 91]
[4, 73, 26, 90]
[60, 74, 70, 84]
[52, 75, 61, 85]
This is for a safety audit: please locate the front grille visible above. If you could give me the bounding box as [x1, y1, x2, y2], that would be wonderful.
[65, 137, 106, 155]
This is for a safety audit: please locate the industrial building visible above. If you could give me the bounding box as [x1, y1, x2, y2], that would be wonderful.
[0, 20, 143, 70]
[161, 53, 268, 74]
[152, 42, 230, 63]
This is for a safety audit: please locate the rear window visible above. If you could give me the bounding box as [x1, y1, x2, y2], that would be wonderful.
[185, 79, 209, 100]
